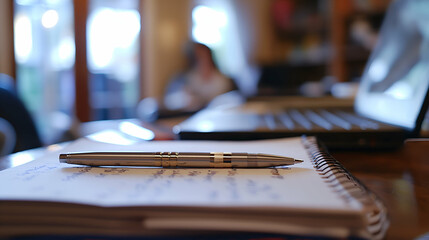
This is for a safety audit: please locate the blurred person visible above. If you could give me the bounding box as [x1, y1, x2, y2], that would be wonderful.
[164, 42, 236, 112]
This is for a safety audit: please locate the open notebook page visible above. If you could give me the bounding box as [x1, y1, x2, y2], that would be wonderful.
[0, 136, 360, 212]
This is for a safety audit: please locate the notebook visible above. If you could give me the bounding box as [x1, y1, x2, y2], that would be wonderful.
[174, 0, 429, 149]
[0, 134, 388, 239]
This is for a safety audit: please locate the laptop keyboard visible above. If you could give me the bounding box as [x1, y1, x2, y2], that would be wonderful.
[264, 109, 380, 131]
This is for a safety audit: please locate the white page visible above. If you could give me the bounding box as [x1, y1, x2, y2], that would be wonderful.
[0, 135, 357, 212]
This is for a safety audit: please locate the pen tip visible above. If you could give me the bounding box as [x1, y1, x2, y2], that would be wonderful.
[294, 159, 304, 164]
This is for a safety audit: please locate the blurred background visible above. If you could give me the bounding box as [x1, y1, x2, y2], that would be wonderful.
[0, 0, 392, 149]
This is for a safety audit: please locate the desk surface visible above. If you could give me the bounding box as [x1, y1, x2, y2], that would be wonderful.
[332, 140, 429, 240]
[1, 120, 428, 240]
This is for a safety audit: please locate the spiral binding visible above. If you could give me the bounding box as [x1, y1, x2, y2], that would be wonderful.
[302, 136, 389, 240]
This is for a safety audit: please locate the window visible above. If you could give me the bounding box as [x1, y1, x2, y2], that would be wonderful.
[87, 0, 141, 120]
[14, 0, 75, 144]
[13, 0, 141, 144]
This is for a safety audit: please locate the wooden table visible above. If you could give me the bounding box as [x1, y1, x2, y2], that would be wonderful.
[1, 119, 428, 239]
[332, 140, 429, 240]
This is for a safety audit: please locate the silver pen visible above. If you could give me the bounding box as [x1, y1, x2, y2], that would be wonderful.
[59, 152, 303, 168]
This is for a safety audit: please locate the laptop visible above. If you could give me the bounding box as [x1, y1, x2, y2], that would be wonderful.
[174, 0, 429, 149]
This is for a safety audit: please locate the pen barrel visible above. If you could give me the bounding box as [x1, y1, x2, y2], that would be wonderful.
[167, 152, 256, 168]
[59, 152, 297, 168]
[60, 152, 163, 167]
[172, 153, 295, 168]
[246, 153, 296, 167]
[174, 152, 236, 168]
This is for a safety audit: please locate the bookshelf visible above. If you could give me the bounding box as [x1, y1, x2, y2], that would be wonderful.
[330, 0, 390, 82]
[255, 0, 391, 95]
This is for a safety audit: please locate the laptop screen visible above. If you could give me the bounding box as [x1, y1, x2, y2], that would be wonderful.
[355, 0, 429, 131]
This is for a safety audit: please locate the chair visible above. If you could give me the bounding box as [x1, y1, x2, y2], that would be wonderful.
[0, 117, 15, 156]
[0, 74, 42, 153]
